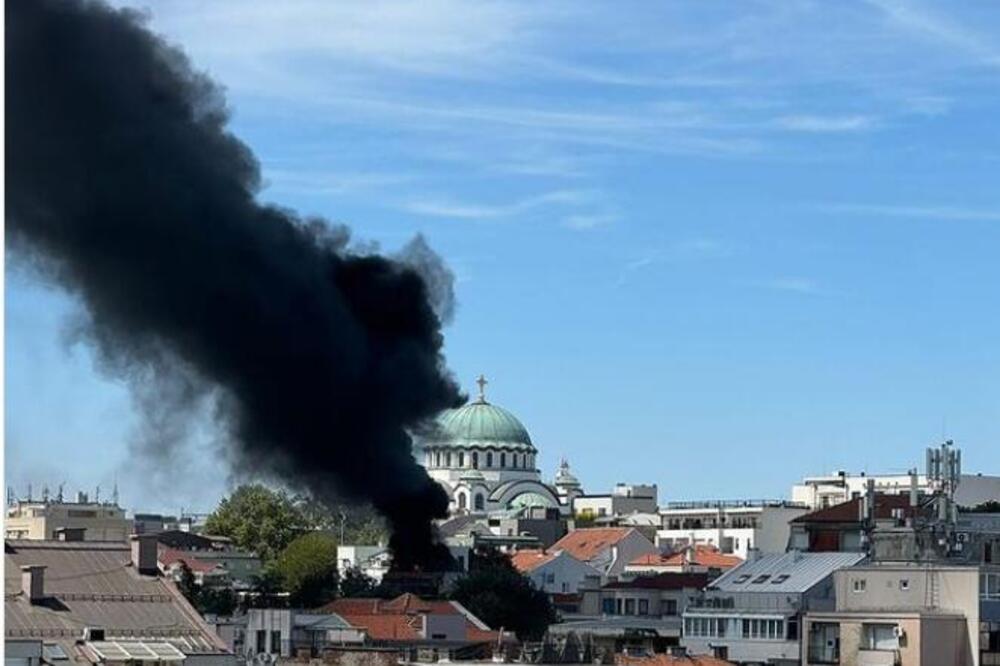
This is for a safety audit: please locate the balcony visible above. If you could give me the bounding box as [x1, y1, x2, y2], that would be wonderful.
[807, 646, 839, 664]
[858, 649, 900, 666]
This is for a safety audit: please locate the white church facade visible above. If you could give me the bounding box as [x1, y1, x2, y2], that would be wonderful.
[420, 376, 583, 516]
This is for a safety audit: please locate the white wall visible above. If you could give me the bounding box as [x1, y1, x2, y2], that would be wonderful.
[527, 552, 602, 595]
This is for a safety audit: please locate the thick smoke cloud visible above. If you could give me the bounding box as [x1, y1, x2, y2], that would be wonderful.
[7, 0, 462, 569]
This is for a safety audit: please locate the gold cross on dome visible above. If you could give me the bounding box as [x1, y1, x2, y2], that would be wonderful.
[476, 374, 488, 402]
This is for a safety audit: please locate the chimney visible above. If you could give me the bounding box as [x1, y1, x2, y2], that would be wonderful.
[21, 565, 46, 603]
[909, 469, 919, 509]
[130, 534, 159, 575]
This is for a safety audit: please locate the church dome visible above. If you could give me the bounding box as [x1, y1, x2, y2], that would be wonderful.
[425, 379, 536, 453]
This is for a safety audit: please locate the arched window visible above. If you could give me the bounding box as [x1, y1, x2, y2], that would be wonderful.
[500, 452, 506, 468]
[486, 451, 494, 467]
[458, 452, 465, 467]
[458, 493, 467, 510]
[474, 494, 485, 511]
[445, 452, 452, 467]
[434, 451, 441, 467]
[472, 452, 479, 469]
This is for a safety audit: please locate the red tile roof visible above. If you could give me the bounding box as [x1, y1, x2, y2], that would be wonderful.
[629, 545, 742, 570]
[318, 594, 501, 644]
[552, 528, 636, 562]
[510, 549, 561, 573]
[158, 547, 223, 574]
[791, 494, 916, 524]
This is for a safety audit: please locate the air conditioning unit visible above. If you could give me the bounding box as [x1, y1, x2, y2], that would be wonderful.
[892, 626, 906, 639]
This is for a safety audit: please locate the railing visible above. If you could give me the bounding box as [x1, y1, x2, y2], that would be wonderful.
[807, 646, 840, 664]
[663, 500, 808, 510]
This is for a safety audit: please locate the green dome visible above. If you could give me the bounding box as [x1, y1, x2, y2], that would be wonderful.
[425, 399, 535, 452]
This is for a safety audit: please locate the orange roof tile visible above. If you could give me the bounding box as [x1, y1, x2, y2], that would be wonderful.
[510, 549, 561, 573]
[629, 545, 742, 570]
[318, 594, 500, 644]
[552, 528, 635, 562]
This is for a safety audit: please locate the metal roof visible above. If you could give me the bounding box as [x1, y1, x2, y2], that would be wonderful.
[4, 540, 229, 655]
[708, 551, 865, 594]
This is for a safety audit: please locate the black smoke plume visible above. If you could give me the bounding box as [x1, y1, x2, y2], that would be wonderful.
[7, 0, 462, 570]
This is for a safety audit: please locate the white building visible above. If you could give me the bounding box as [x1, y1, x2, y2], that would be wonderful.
[551, 527, 658, 578]
[656, 500, 809, 559]
[792, 470, 1000, 510]
[573, 483, 658, 521]
[510, 549, 602, 595]
[420, 376, 582, 516]
[5, 492, 131, 541]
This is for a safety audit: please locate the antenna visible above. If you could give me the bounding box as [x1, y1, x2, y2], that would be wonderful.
[112, 480, 119, 506]
[27, 483, 33, 502]
[42, 485, 50, 503]
[95, 485, 101, 504]
[57, 482, 65, 503]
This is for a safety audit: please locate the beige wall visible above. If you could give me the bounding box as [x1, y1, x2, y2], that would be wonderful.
[5, 503, 131, 541]
[835, 565, 979, 666]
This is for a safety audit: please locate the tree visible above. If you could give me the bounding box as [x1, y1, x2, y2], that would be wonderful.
[175, 561, 199, 606]
[962, 500, 1000, 513]
[204, 485, 309, 561]
[450, 548, 557, 641]
[272, 532, 340, 608]
[340, 567, 378, 598]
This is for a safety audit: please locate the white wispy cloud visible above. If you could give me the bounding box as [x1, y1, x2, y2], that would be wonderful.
[752, 277, 823, 295]
[827, 203, 1000, 222]
[615, 237, 729, 287]
[774, 114, 878, 133]
[866, 0, 1000, 68]
[403, 190, 591, 220]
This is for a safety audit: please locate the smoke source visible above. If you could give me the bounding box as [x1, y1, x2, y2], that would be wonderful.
[7, 0, 462, 569]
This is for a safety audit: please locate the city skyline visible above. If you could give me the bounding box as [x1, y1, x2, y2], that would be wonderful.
[8, 0, 1000, 513]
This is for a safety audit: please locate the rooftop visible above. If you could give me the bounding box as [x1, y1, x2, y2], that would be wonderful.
[629, 546, 742, 570]
[4, 539, 229, 658]
[791, 493, 918, 524]
[551, 528, 638, 562]
[510, 549, 562, 573]
[708, 551, 866, 594]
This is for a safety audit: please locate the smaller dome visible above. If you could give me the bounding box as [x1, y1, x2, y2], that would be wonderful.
[554, 458, 581, 488]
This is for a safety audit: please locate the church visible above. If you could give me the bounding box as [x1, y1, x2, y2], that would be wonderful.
[420, 376, 583, 516]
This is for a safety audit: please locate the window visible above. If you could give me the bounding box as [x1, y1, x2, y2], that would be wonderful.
[270, 630, 281, 654]
[500, 452, 506, 467]
[852, 578, 867, 593]
[638, 599, 649, 615]
[458, 494, 467, 510]
[771, 574, 790, 584]
[474, 494, 485, 511]
[458, 452, 464, 467]
[602, 598, 615, 614]
[616, 599, 623, 614]
[472, 452, 479, 468]
[899, 579, 910, 591]
[742, 619, 751, 638]
[256, 630, 266, 653]
[862, 624, 898, 651]
[662, 599, 678, 616]
[486, 452, 493, 467]
[733, 575, 752, 584]
[787, 617, 799, 641]
[751, 575, 771, 584]
[445, 452, 452, 467]
[434, 452, 441, 467]
[625, 598, 636, 615]
[545, 572, 555, 584]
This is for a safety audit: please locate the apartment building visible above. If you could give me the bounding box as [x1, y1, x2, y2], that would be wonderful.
[802, 563, 980, 666]
[5, 495, 131, 542]
[657, 500, 809, 559]
[682, 551, 865, 665]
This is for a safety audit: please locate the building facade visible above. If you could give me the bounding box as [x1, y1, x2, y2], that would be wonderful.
[681, 551, 865, 665]
[5, 495, 131, 542]
[657, 501, 809, 559]
[802, 563, 980, 666]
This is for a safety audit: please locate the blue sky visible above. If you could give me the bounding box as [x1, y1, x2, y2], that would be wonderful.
[8, 0, 1000, 514]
